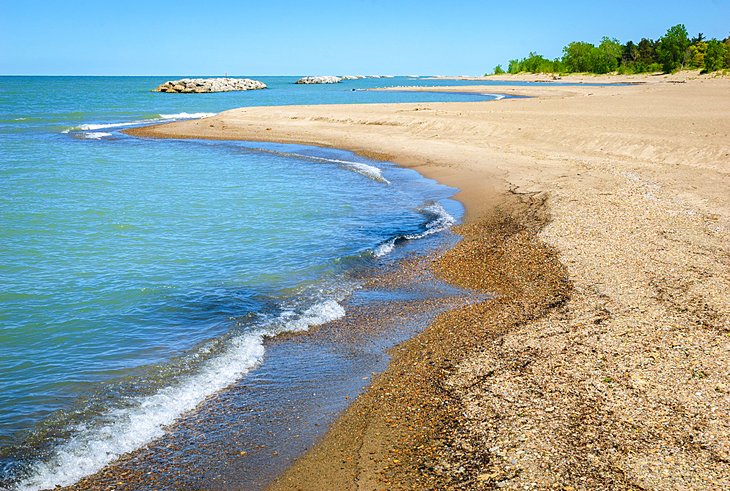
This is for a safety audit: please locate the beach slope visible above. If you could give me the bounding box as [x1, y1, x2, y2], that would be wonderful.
[127, 77, 730, 489]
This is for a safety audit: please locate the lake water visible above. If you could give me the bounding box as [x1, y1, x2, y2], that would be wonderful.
[0, 75, 551, 489]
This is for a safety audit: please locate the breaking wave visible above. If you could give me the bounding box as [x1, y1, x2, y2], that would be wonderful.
[374, 201, 456, 257]
[62, 113, 216, 134]
[12, 295, 346, 491]
[304, 156, 390, 184]
[77, 132, 112, 140]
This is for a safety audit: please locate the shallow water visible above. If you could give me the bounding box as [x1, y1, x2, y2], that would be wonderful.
[0, 75, 572, 489]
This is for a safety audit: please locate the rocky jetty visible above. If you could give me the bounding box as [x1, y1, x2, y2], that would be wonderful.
[340, 75, 365, 80]
[154, 78, 266, 93]
[295, 76, 342, 84]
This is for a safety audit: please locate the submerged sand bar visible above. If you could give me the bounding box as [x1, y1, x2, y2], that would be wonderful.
[125, 76, 730, 489]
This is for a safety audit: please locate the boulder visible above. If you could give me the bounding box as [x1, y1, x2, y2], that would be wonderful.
[153, 78, 267, 93]
[295, 76, 342, 84]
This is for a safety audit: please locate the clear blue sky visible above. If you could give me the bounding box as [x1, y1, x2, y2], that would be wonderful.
[1, 0, 728, 75]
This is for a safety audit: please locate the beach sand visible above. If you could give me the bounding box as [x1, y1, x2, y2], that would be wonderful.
[430, 68, 724, 84]
[126, 75, 730, 490]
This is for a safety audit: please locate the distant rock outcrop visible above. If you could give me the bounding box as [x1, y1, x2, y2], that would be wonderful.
[154, 78, 267, 93]
[340, 75, 365, 80]
[295, 76, 342, 84]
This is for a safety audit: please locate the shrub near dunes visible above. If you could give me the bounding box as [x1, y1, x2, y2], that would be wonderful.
[703, 39, 729, 73]
[490, 24, 730, 75]
[507, 53, 563, 74]
[656, 24, 691, 72]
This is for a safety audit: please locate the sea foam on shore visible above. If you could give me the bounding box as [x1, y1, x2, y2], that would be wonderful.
[14, 295, 346, 491]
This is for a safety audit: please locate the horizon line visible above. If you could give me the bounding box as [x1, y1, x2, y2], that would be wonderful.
[0, 73, 450, 77]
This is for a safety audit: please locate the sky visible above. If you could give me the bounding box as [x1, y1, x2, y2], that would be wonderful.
[1, 0, 729, 75]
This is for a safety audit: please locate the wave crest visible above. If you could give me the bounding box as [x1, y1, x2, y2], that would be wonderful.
[62, 113, 217, 134]
[77, 132, 112, 140]
[374, 201, 456, 257]
[13, 296, 346, 491]
[159, 112, 216, 120]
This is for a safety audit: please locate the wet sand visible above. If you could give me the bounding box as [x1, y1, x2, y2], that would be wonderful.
[126, 75, 730, 489]
[58, 246, 475, 491]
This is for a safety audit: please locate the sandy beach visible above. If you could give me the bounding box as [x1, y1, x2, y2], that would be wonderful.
[126, 74, 730, 490]
[429, 69, 727, 84]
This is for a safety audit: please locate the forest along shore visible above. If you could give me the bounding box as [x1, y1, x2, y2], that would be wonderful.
[126, 75, 730, 490]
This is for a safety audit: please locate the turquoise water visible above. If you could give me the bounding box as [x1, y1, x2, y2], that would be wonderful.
[0, 75, 583, 489]
[0, 76, 498, 489]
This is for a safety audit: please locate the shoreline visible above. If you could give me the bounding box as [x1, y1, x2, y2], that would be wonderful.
[427, 69, 726, 84]
[268, 192, 570, 490]
[58, 240, 474, 491]
[122, 80, 682, 221]
[124, 77, 729, 489]
[13, 138, 465, 491]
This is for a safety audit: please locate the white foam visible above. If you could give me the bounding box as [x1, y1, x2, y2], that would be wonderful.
[270, 299, 346, 335]
[159, 112, 216, 120]
[373, 202, 456, 257]
[373, 239, 396, 257]
[63, 121, 142, 132]
[62, 113, 217, 134]
[76, 120, 158, 131]
[14, 296, 345, 491]
[79, 132, 112, 140]
[15, 334, 264, 491]
[406, 202, 456, 240]
[342, 162, 390, 184]
[253, 147, 391, 185]
[305, 156, 390, 184]
[481, 93, 506, 100]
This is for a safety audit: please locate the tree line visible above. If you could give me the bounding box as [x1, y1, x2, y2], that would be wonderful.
[491, 24, 730, 75]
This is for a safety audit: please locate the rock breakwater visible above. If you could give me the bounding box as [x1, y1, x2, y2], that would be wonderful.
[154, 78, 266, 93]
[295, 76, 342, 84]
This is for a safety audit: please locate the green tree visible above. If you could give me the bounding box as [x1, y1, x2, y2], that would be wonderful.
[487, 25, 725, 76]
[622, 40, 639, 64]
[599, 37, 623, 62]
[619, 41, 640, 73]
[521, 52, 554, 72]
[593, 37, 622, 73]
[552, 57, 566, 73]
[563, 41, 595, 72]
[703, 39, 727, 72]
[656, 24, 690, 72]
[637, 38, 657, 65]
[493, 64, 505, 75]
[688, 41, 708, 69]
